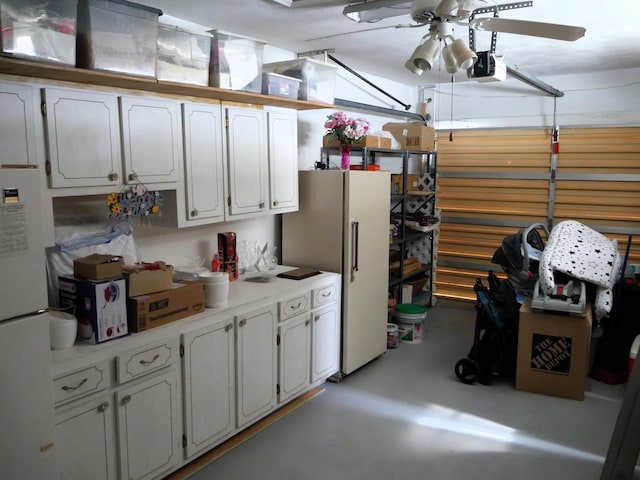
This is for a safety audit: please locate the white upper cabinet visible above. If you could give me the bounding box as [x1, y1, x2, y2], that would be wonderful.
[43, 87, 122, 188]
[0, 81, 38, 167]
[266, 108, 298, 214]
[181, 102, 226, 225]
[119, 96, 181, 185]
[225, 105, 268, 219]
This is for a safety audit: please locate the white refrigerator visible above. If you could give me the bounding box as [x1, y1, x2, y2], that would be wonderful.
[0, 167, 57, 478]
[282, 170, 390, 376]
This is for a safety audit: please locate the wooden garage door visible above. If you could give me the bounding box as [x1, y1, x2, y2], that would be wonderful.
[435, 127, 640, 302]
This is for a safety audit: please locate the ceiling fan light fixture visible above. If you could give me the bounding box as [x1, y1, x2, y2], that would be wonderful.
[404, 59, 424, 76]
[450, 38, 477, 70]
[410, 37, 439, 71]
[441, 44, 459, 74]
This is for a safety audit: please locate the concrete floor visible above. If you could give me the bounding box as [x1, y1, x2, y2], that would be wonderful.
[187, 300, 634, 480]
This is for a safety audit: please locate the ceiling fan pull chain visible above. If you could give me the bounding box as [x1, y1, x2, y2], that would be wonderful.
[449, 74, 454, 142]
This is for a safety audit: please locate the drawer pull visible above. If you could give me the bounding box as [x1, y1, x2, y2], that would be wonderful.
[322, 291, 332, 298]
[97, 401, 110, 413]
[225, 323, 233, 332]
[290, 302, 303, 311]
[139, 354, 160, 366]
[239, 319, 247, 327]
[61, 378, 87, 391]
[121, 395, 131, 405]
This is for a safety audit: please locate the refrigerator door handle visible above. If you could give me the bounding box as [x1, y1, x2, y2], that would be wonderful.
[351, 221, 359, 281]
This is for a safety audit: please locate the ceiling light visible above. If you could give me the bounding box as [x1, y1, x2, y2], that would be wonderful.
[450, 38, 477, 70]
[404, 59, 424, 76]
[407, 37, 439, 72]
[441, 44, 459, 74]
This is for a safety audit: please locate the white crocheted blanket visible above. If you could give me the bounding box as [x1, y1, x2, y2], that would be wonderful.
[538, 220, 622, 319]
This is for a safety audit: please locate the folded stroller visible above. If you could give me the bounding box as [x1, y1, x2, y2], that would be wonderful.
[491, 222, 549, 297]
[455, 271, 520, 385]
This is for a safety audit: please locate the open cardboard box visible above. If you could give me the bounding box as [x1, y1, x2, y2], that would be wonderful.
[382, 122, 436, 151]
[73, 254, 123, 280]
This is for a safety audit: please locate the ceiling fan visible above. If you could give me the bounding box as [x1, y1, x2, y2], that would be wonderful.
[342, 0, 586, 76]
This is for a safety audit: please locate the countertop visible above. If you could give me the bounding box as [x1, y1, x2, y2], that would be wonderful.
[50, 266, 340, 376]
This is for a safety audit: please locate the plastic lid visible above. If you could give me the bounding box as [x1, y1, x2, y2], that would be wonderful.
[395, 303, 427, 315]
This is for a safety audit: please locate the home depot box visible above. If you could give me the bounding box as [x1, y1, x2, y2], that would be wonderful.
[383, 122, 436, 151]
[516, 299, 592, 400]
[323, 135, 392, 149]
[123, 263, 174, 297]
[128, 280, 205, 332]
[73, 254, 123, 280]
[59, 275, 129, 344]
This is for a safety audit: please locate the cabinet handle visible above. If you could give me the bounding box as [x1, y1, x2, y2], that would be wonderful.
[121, 395, 132, 405]
[97, 401, 110, 412]
[139, 353, 160, 366]
[191, 209, 199, 217]
[61, 377, 87, 391]
[128, 173, 138, 181]
[273, 200, 278, 207]
[239, 319, 247, 327]
[108, 172, 118, 181]
[259, 202, 265, 209]
[305, 320, 310, 326]
[225, 323, 233, 332]
[291, 301, 303, 311]
[314, 315, 320, 322]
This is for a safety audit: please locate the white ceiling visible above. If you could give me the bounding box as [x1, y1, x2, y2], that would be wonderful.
[137, 0, 640, 88]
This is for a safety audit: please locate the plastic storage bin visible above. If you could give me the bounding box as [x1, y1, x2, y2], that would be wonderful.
[209, 30, 264, 93]
[262, 72, 301, 99]
[76, 0, 162, 78]
[263, 58, 338, 104]
[157, 24, 211, 86]
[0, 0, 78, 65]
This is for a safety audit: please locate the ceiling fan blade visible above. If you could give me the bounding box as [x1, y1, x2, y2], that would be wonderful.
[469, 17, 586, 41]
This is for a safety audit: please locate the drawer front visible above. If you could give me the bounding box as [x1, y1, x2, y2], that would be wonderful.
[116, 339, 178, 384]
[279, 292, 311, 321]
[54, 360, 111, 405]
[312, 283, 339, 308]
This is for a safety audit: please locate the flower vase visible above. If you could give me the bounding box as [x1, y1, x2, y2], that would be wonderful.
[339, 145, 351, 170]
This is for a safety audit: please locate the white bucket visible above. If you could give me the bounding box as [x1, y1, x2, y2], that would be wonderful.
[393, 304, 427, 344]
[198, 272, 230, 307]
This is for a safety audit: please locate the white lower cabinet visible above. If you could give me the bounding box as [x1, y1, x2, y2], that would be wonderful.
[51, 272, 340, 480]
[311, 302, 341, 382]
[236, 303, 278, 428]
[278, 313, 311, 403]
[182, 317, 235, 458]
[55, 393, 117, 480]
[115, 369, 180, 480]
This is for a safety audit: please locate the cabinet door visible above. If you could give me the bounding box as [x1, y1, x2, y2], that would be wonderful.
[266, 108, 298, 214]
[225, 106, 267, 218]
[116, 370, 179, 480]
[55, 394, 117, 480]
[182, 318, 235, 458]
[43, 87, 122, 188]
[182, 102, 226, 223]
[278, 314, 311, 404]
[0, 81, 38, 167]
[236, 303, 277, 428]
[120, 96, 181, 184]
[311, 303, 340, 383]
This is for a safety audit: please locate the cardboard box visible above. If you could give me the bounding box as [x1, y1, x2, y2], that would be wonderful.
[391, 174, 420, 194]
[59, 275, 129, 344]
[73, 254, 123, 280]
[323, 135, 392, 149]
[516, 299, 592, 400]
[124, 264, 174, 297]
[128, 281, 206, 332]
[383, 122, 436, 151]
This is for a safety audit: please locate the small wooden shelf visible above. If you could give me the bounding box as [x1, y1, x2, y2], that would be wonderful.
[0, 56, 335, 110]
